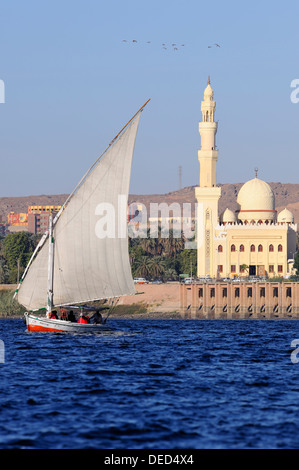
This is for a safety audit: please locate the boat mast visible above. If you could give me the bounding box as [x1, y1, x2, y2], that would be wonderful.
[47, 213, 55, 317]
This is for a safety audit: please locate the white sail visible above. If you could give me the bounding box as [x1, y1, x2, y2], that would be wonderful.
[17, 113, 141, 311]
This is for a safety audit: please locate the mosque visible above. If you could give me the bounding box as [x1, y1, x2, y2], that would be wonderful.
[196, 79, 297, 279]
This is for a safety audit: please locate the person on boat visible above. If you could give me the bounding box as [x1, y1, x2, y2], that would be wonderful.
[61, 310, 68, 320]
[50, 311, 58, 319]
[78, 313, 89, 324]
[67, 310, 76, 322]
[90, 310, 103, 324]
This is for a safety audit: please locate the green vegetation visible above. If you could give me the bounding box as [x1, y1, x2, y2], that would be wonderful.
[240, 264, 249, 274]
[0, 290, 25, 316]
[129, 230, 197, 281]
[0, 232, 42, 284]
[294, 250, 299, 275]
[110, 304, 148, 316]
[0, 229, 194, 289]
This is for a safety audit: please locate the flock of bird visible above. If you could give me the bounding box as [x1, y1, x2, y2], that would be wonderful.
[121, 40, 221, 52]
[121, 39, 184, 51]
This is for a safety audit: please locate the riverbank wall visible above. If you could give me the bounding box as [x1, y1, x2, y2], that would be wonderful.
[2, 282, 299, 319]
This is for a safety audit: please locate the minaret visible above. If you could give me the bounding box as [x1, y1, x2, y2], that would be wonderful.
[195, 78, 221, 277]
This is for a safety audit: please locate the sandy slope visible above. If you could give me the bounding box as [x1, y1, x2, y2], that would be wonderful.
[117, 283, 181, 314]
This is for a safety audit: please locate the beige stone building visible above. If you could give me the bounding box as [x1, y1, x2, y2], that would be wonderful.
[196, 79, 297, 279]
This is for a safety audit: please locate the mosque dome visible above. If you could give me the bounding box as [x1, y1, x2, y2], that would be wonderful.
[277, 208, 294, 224]
[237, 177, 276, 223]
[221, 208, 236, 224]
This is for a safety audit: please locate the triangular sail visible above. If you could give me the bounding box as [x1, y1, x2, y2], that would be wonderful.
[17, 112, 142, 311]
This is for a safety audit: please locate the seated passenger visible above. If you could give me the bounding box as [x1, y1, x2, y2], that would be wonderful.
[90, 310, 103, 324]
[67, 310, 76, 322]
[78, 313, 88, 324]
[50, 311, 58, 319]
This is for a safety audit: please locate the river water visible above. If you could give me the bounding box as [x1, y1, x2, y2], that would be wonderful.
[0, 318, 299, 449]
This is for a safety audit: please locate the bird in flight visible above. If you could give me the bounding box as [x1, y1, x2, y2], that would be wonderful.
[120, 39, 187, 54]
[214, 43, 221, 47]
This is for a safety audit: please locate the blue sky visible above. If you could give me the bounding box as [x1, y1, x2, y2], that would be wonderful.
[0, 0, 298, 197]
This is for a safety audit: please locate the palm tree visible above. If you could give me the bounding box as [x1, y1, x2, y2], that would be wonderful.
[134, 256, 153, 278]
[165, 236, 184, 257]
[148, 257, 165, 278]
[163, 268, 178, 281]
[140, 238, 156, 256]
[240, 264, 249, 275]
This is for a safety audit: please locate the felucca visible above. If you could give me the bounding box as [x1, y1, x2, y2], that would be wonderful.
[14, 100, 150, 332]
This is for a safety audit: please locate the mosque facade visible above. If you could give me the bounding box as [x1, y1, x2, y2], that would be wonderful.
[196, 80, 297, 279]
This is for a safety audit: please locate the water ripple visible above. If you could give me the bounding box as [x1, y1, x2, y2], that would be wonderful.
[0, 319, 299, 448]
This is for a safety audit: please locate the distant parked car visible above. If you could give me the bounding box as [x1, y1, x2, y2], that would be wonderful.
[152, 279, 163, 284]
[184, 277, 195, 284]
[198, 276, 212, 282]
[134, 278, 148, 284]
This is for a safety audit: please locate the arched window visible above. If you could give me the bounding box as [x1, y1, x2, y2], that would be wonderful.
[231, 244, 236, 252]
[240, 244, 245, 252]
[218, 245, 223, 253]
[206, 111, 209, 122]
[269, 244, 274, 252]
[258, 244, 263, 252]
[250, 244, 255, 252]
[278, 244, 283, 252]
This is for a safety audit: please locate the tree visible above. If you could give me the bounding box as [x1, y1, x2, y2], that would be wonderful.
[148, 257, 165, 278]
[177, 249, 197, 276]
[0, 259, 9, 284]
[294, 251, 299, 275]
[163, 235, 184, 258]
[1, 232, 38, 283]
[240, 264, 249, 274]
[134, 256, 153, 278]
[163, 268, 178, 282]
[140, 238, 156, 256]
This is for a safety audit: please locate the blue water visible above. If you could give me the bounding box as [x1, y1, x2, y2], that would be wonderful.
[0, 318, 299, 449]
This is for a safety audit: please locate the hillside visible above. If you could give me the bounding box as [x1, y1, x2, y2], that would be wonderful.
[129, 182, 299, 225]
[0, 183, 298, 225]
